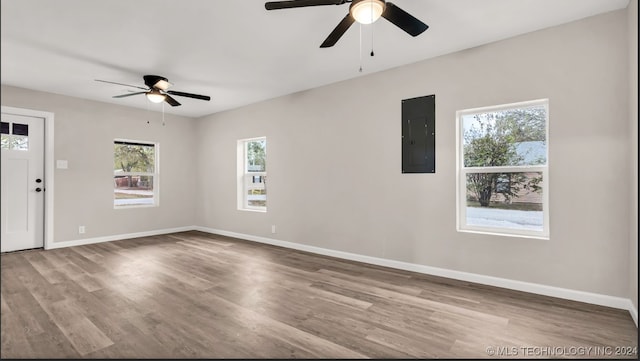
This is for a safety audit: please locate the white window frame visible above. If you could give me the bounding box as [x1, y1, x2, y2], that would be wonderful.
[237, 136, 267, 212]
[456, 99, 549, 239]
[113, 139, 159, 208]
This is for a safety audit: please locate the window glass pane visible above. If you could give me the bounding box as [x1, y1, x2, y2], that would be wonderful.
[114, 142, 155, 173]
[245, 173, 266, 208]
[13, 123, 29, 136]
[12, 135, 29, 151]
[247, 189, 266, 207]
[1, 134, 9, 149]
[114, 175, 154, 207]
[246, 139, 266, 172]
[463, 105, 546, 167]
[465, 172, 543, 231]
[113, 140, 157, 207]
[239, 137, 267, 211]
[0, 122, 9, 134]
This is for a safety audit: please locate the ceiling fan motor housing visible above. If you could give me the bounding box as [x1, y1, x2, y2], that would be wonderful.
[143, 75, 169, 89]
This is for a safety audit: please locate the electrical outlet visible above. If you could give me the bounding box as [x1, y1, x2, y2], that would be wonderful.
[79, 226, 85, 234]
[271, 225, 276, 234]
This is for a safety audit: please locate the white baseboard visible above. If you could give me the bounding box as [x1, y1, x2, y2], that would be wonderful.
[630, 301, 638, 327]
[45, 226, 195, 250]
[196, 226, 637, 325]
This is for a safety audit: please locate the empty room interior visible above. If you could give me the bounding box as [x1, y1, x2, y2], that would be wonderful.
[1, 0, 638, 359]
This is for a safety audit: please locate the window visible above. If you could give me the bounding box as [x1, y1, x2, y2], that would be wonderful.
[1, 121, 29, 151]
[238, 137, 266, 211]
[457, 99, 549, 239]
[114, 140, 158, 207]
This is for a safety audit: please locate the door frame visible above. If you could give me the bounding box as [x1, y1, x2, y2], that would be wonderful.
[1, 105, 54, 250]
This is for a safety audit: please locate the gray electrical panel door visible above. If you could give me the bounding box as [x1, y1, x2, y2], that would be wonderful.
[402, 94, 435, 173]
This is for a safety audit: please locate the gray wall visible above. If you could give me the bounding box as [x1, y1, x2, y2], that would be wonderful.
[628, 0, 638, 314]
[195, 9, 632, 298]
[1, 86, 197, 243]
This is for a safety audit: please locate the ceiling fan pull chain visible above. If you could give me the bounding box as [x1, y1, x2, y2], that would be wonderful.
[162, 102, 166, 126]
[370, 0, 375, 56]
[370, 1, 375, 57]
[359, 23, 363, 72]
[371, 16, 375, 56]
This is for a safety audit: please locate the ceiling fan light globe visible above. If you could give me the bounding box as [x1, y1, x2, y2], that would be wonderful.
[350, 0, 385, 25]
[146, 91, 166, 103]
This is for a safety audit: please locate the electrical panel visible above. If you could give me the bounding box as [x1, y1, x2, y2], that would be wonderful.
[401, 94, 435, 173]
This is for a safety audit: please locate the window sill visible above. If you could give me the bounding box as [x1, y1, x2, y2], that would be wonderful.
[114, 204, 158, 210]
[457, 228, 549, 240]
[238, 208, 267, 213]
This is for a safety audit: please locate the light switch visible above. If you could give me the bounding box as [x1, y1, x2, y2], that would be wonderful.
[56, 160, 68, 169]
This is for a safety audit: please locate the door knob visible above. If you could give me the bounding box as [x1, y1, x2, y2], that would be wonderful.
[35, 188, 42, 192]
[36, 179, 42, 183]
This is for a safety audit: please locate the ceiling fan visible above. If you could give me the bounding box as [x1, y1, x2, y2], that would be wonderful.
[95, 75, 211, 107]
[264, 0, 429, 48]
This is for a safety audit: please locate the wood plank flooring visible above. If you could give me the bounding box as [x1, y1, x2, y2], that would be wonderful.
[1, 231, 637, 358]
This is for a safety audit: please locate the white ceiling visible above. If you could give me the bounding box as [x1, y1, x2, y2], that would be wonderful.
[1, 0, 629, 118]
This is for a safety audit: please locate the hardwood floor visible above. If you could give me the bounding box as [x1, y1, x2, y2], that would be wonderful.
[1, 231, 637, 358]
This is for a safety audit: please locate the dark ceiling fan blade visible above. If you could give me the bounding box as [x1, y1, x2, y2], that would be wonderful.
[95, 79, 148, 90]
[167, 90, 211, 101]
[265, 0, 345, 10]
[164, 95, 181, 107]
[381, 2, 429, 37]
[113, 91, 147, 98]
[320, 13, 355, 48]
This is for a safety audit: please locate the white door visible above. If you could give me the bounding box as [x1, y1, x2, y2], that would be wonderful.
[1, 113, 45, 252]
